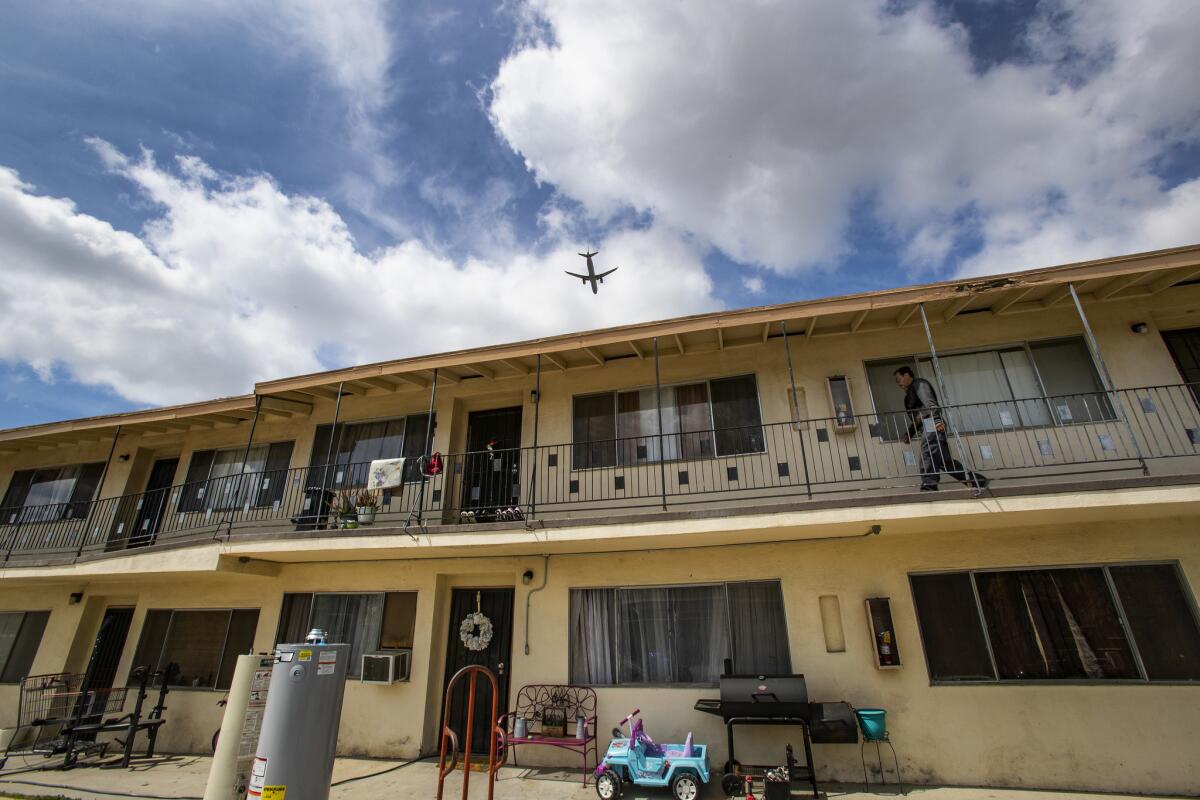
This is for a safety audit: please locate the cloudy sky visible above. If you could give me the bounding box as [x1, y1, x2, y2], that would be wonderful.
[1, 0, 1198, 428]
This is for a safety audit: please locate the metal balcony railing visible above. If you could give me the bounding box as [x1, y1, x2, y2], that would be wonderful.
[3, 384, 1199, 564]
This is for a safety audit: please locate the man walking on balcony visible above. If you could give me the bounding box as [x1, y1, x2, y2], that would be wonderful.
[894, 366, 988, 492]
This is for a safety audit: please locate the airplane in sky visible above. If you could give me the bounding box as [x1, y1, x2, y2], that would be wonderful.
[564, 251, 618, 294]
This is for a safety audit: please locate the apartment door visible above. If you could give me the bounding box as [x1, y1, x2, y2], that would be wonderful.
[77, 608, 133, 725]
[441, 588, 514, 756]
[1162, 328, 1200, 404]
[128, 458, 178, 548]
[460, 408, 522, 517]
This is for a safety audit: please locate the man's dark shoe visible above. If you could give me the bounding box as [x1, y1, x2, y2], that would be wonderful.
[973, 476, 990, 490]
[919, 485, 938, 491]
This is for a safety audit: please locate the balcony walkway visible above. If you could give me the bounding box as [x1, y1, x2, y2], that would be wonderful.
[4, 385, 1200, 567]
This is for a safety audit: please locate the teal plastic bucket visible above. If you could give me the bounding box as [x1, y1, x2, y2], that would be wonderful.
[855, 708, 887, 741]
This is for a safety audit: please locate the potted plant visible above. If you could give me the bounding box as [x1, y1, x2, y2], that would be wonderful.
[330, 490, 357, 529]
[354, 488, 380, 525]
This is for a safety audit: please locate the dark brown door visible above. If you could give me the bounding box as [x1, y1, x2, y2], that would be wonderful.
[78, 607, 133, 726]
[129, 458, 179, 548]
[441, 588, 514, 756]
[461, 407, 522, 518]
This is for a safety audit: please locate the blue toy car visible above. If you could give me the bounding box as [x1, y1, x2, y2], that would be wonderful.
[594, 708, 710, 800]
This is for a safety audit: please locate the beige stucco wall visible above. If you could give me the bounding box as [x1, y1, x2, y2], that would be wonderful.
[2, 512, 1197, 794]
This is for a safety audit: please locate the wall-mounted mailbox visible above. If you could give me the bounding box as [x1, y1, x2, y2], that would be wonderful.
[865, 597, 901, 669]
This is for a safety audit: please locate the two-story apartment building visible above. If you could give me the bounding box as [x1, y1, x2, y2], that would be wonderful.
[1, 245, 1198, 794]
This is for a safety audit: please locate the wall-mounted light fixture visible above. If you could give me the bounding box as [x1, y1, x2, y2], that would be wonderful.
[1131, 322, 1149, 334]
[117, 453, 131, 462]
[530, 389, 539, 404]
[68, 592, 84, 605]
[522, 569, 534, 585]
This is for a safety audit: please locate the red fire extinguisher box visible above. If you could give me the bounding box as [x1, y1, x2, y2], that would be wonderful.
[865, 597, 902, 669]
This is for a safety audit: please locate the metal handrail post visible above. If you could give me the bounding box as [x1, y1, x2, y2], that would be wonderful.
[410, 370, 438, 529]
[918, 303, 981, 484]
[72, 425, 122, 559]
[781, 321, 812, 498]
[525, 354, 541, 524]
[220, 396, 261, 540]
[654, 337, 668, 511]
[1068, 283, 1148, 474]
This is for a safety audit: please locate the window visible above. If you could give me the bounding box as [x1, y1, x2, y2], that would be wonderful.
[308, 415, 433, 487]
[911, 563, 1200, 683]
[865, 338, 1111, 441]
[129, 608, 259, 690]
[0, 611, 51, 683]
[572, 375, 764, 469]
[177, 442, 294, 513]
[569, 580, 790, 685]
[1, 463, 105, 523]
[276, 592, 417, 677]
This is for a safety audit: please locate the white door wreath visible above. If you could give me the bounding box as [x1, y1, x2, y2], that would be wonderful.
[459, 611, 494, 651]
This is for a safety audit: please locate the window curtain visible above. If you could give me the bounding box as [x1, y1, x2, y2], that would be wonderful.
[671, 586, 729, 683]
[573, 394, 617, 469]
[676, 383, 714, 459]
[617, 588, 674, 683]
[1030, 340, 1113, 423]
[207, 446, 269, 511]
[999, 350, 1053, 427]
[569, 589, 617, 684]
[919, 352, 1014, 433]
[310, 594, 384, 676]
[727, 582, 792, 675]
[710, 376, 764, 455]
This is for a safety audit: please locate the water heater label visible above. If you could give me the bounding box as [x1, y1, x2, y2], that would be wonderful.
[247, 756, 267, 797]
[263, 787, 286, 799]
[317, 663, 335, 676]
[319, 650, 337, 664]
[298, 649, 313, 662]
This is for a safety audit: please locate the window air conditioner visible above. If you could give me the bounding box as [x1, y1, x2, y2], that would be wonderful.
[361, 650, 411, 684]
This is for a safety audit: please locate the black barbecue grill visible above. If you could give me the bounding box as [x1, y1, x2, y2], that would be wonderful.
[695, 672, 858, 798]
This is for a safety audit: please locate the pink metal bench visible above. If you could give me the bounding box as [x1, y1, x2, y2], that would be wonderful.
[497, 685, 598, 785]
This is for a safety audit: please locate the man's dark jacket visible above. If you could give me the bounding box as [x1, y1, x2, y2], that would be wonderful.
[903, 377, 941, 437]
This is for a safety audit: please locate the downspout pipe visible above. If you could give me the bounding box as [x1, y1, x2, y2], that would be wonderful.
[523, 555, 549, 656]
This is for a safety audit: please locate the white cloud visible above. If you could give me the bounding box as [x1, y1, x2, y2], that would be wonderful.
[0, 146, 717, 407]
[489, 0, 1200, 275]
[742, 276, 765, 295]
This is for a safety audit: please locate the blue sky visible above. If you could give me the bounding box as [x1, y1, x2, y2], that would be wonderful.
[1, 0, 1198, 428]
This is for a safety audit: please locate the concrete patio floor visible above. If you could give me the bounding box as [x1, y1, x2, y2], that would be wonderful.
[0, 755, 1190, 800]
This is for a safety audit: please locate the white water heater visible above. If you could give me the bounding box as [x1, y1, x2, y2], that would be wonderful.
[247, 636, 349, 800]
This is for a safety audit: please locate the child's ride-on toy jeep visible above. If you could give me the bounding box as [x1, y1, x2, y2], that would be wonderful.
[595, 708, 710, 800]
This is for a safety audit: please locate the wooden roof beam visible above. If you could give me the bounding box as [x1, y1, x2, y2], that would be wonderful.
[389, 373, 430, 389]
[583, 347, 606, 367]
[1095, 273, 1144, 300]
[805, 316, 819, 337]
[761, 323, 771, 343]
[716, 328, 725, 350]
[356, 376, 401, 392]
[849, 309, 871, 332]
[1039, 285, 1073, 308]
[463, 364, 495, 380]
[1150, 267, 1200, 294]
[541, 352, 568, 371]
[674, 334, 686, 356]
[942, 297, 974, 323]
[628, 341, 644, 359]
[502, 359, 531, 375]
[260, 396, 313, 416]
[895, 305, 919, 327]
[993, 287, 1037, 314]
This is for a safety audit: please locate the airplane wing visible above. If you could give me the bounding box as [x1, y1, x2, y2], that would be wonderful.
[595, 267, 619, 278]
[564, 271, 590, 280]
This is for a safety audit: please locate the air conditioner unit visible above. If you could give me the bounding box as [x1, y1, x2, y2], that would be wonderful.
[361, 650, 411, 684]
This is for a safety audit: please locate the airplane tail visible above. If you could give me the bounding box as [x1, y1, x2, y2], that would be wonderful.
[578, 250, 599, 258]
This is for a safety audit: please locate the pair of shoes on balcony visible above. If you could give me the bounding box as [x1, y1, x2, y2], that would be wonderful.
[496, 507, 525, 521]
[459, 511, 477, 523]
